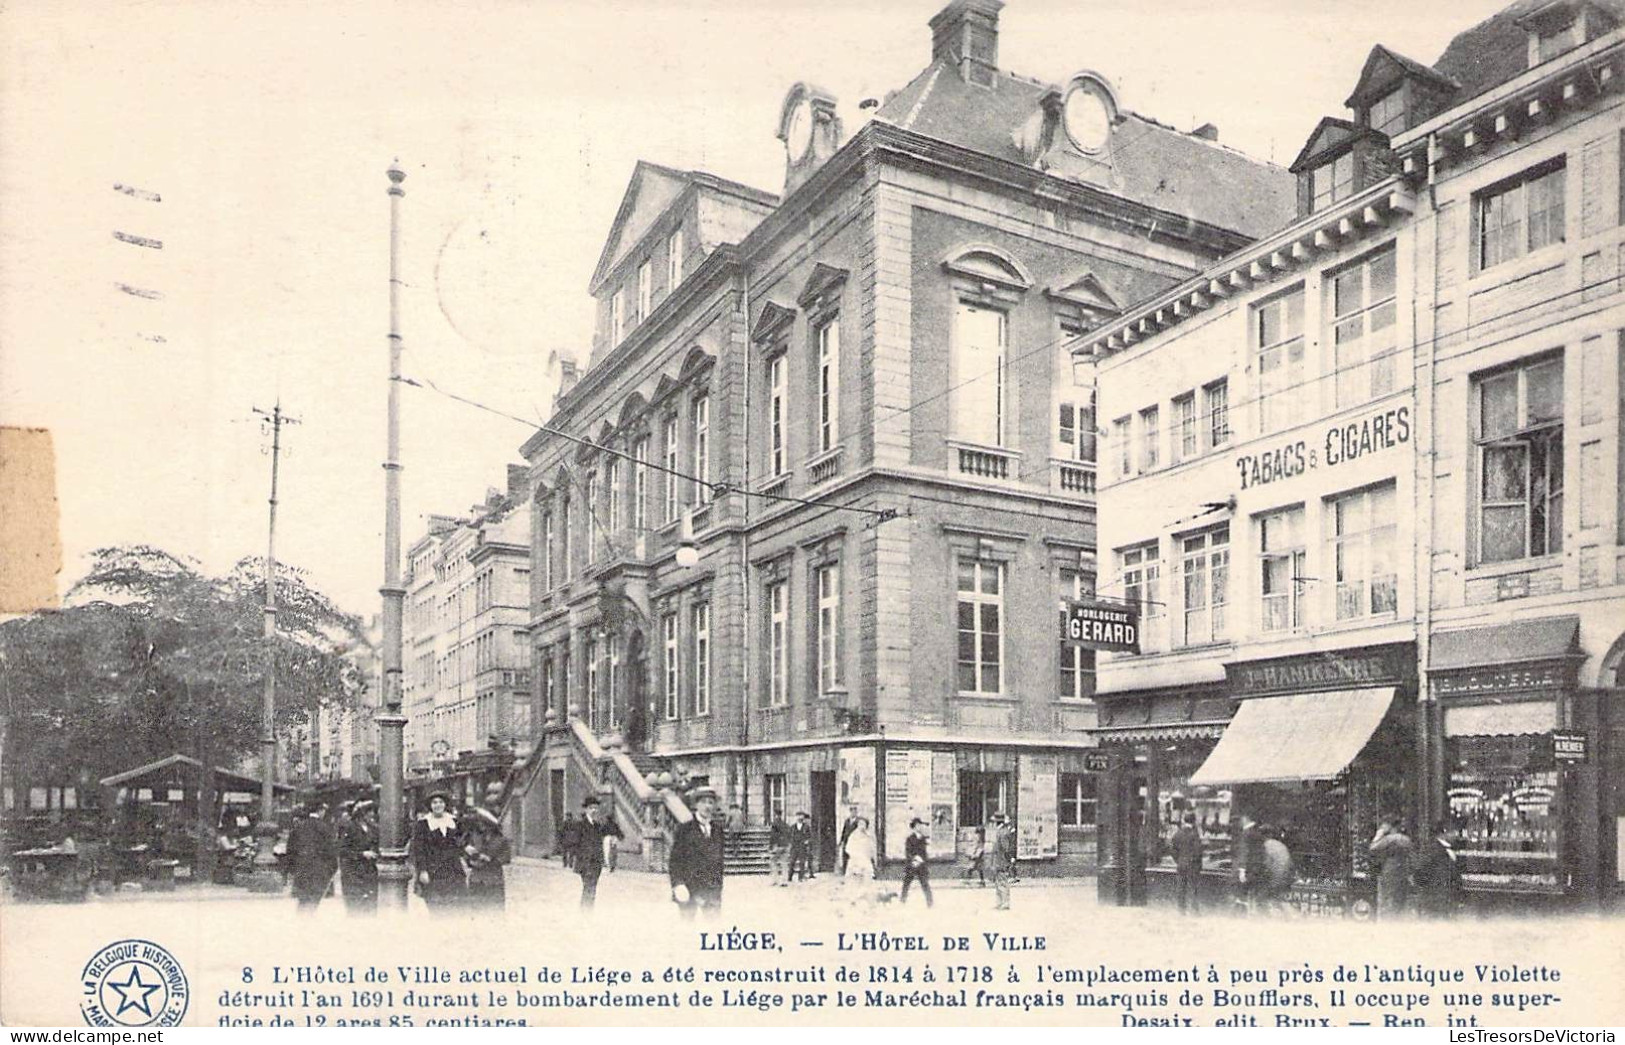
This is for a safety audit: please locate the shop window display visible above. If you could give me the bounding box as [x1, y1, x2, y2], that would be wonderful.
[1445, 735, 1562, 892]
[1149, 742, 1234, 870]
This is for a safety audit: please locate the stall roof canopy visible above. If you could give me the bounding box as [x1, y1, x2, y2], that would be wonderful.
[1431, 616, 1580, 671]
[100, 754, 294, 794]
[1189, 688, 1396, 787]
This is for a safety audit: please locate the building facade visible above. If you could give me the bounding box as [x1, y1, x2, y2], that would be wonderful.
[402, 480, 533, 811]
[512, 0, 1293, 875]
[1086, 0, 1624, 913]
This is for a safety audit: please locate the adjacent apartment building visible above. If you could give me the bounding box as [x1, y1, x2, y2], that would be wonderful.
[511, 0, 1293, 875]
[402, 476, 534, 812]
[1086, 0, 1624, 914]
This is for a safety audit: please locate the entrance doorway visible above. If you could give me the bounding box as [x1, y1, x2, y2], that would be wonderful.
[811, 771, 837, 872]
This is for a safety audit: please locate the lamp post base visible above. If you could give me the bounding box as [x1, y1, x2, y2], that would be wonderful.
[376, 849, 412, 911]
[244, 819, 284, 893]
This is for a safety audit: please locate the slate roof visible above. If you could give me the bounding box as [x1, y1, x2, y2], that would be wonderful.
[1432, 0, 1625, 104]
[872, 61, 1296, 241]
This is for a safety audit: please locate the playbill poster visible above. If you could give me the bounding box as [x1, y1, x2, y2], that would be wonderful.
[2, 0, 1624, 1032]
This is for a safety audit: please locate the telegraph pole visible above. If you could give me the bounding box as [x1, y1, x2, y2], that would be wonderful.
[377, 161, 411, 909]
[249, 401, 298, 890]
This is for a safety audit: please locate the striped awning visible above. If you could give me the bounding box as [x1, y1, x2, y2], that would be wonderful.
[1190, 688, 1396, 786]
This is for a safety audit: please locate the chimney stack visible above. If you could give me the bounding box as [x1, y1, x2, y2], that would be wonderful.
[506, 463, 530, 505]
[929, 0, 1003, 88]
[1192, 123, 1220, 142]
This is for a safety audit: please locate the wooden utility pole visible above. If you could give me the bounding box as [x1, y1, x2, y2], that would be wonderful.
[248, 402, 297, 890]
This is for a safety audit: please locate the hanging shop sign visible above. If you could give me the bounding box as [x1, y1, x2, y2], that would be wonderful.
[1063, 599, 1139, 653]
[1235, 404, 1410, 491]
[1551, 731, 1588, 765]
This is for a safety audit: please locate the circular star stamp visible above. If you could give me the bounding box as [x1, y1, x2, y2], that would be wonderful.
[79, 939, 189, 1027]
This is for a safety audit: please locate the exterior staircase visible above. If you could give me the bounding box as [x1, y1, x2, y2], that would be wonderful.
[724, 827, 773, 876]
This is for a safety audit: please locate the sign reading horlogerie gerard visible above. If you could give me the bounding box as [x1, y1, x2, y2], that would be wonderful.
[1064, 599, 1139, 652]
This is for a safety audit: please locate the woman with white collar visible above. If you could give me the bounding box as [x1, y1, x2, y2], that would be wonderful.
[411, 791, 466, 911]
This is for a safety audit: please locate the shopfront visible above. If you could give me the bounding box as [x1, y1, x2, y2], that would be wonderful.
[1428, 616, 1604, 911]
[1097, 645, 1417, 917]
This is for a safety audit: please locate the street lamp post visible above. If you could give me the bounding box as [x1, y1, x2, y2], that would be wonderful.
[377, 161, 411, 909]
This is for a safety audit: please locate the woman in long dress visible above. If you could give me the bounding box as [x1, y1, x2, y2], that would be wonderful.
[411, 792, 466, 912]
[461, 807, 512, 911]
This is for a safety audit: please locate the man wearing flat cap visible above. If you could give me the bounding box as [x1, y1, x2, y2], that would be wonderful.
[573, 794, 621, 910]
[669, 786, 725, 918]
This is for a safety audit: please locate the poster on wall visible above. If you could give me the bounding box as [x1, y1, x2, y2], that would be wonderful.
[837, 746, 875, 829]
[883, 749, 957, 860]
[1017, 753, 1059, 860]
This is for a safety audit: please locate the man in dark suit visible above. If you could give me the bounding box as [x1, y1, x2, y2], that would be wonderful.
[788, 811, 814, 883]
[1171, 813, 1203, 915]
[902, 817, 934, 907]
[285, 802, 338, 913]
[669, 787, 725, 919]
[573, 796, 621, 910]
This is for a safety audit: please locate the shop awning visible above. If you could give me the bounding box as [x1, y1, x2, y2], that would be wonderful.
[1189, 687, 1396, 786]
[1430, 616, 1579, 670]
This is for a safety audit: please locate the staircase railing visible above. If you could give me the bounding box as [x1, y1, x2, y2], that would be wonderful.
[567, 719, 689, 871]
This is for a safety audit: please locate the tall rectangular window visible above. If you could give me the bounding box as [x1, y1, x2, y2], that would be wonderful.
[637, 260, 652, 321]
[692, 602, 711, 716]
[951, 302, 1007, 446]
[956, 559, 1004, 696]
[631, 435, 649, 532]
[1256, 288, 1306, 433]
[1181, 526, 1230, 646]
[663, 414, 680, 523]
[1329, 484, 1399, 621]
[769, 355, 787, 476]
[1173, 393, 1197, 463]
[1476, 355, 1565, 563]
[1259, 508, 1306, 632]
[560, 493, 572, 581]
[815, 563, 841, 695]
[1329, 246, 1398, 408]
[583, 471, 599, 565]
[662, 613, 679, 719]
[1122, 543, 1163, 647]
[765, 774, 787, 824]
[1311, 152, 1355, 213]
[1139, 406, 1160, 471]
[1059, 773, 1097, 828]
[612, 287, 627, 345]
[605, 458, 620, 537]
[767, 580, 788, 707]
[818, 318, 840, 452]
[1058, 394, 1097, 463]
[1058, 566, 1094, 701]
[541, 511, 553, 590]
[1479, 162, 1566, 270]
[1206, 379, 1231, 450]
[585, 632, 600, 729]
[667, 228, 684, 289]
[693, 395, 711, 504]
[539, 652, 554, 720]
[1113, 416, 1132, 478]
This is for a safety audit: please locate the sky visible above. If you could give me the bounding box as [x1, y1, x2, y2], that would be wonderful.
[0, 0, 1510, 617]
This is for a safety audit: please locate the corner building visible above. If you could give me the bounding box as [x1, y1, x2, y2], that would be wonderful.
[510, 0, 1292, 876]
[1087, 0, 1625, 914]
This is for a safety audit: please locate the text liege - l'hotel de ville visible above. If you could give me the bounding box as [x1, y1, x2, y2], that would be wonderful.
[390, 0, 1625, 918]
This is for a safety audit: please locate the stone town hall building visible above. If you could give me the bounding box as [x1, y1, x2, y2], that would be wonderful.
[509, 0, 1292, 874]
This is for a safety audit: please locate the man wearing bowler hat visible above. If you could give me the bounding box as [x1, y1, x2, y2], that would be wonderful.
[669, 786, 726, 918]
[902, 817, 934, 907]
[573, 795, 621, 910]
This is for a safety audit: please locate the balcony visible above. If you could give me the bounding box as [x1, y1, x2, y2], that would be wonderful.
[805, 445, 843, 487]
[1051, 458, 1097, 497]
[950, 441, 1018, 481]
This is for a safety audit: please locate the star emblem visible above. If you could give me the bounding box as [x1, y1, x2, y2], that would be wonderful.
[107, 965, 160, 1020]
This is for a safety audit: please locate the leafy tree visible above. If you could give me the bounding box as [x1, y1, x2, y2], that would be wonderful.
[0, 545, 367, 874]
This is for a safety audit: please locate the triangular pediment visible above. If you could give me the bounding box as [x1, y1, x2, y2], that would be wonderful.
[588, 161, 692, 296]
[1288, 116, 1358, 173]
[1046, 271, 1123, 315]
[1343, 44, 1458, 109]
[796, 262, 850, 310]
[751, 301, 797, 344]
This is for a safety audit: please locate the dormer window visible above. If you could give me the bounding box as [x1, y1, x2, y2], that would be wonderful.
[1060, 73, 1120, 154]
[1537, 14, 1583, 61]
[1311, 153, 1355, 213]
[1369, 89, 1406, 137]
